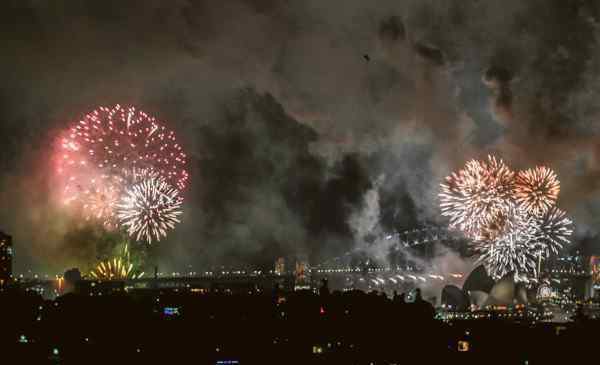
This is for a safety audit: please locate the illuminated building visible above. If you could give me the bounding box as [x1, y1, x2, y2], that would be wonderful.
[537, 284, 554, 301]
[436, 305, 552, 322]
[590, 256, 600, 298]
[537, 251, 589, 301]
[294, 256, 310, 290]
[75, 280, 125, 295]
[546, 251, 586, 277]
[0, 231, 13, 287]
[274, 257, 285, 275]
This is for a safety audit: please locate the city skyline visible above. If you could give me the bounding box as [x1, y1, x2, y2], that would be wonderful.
[4, 2, 600, 362]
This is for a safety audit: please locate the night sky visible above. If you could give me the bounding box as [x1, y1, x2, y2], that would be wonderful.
[2, 1, 600, 274]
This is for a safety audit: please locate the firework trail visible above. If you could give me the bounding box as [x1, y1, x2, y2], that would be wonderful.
[116, 177, 183, 243]
[56, 105, 188, 223]
[514, 167, 560, 215]
[90, 244, 144, 280]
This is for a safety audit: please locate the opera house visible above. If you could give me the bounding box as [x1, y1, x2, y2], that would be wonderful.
[441, 265, 532, 311]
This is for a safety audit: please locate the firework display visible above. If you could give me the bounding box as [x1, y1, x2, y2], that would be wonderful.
[440, 156, 514, 237]
[533, 207, 573, 257]
[81, 180, 121, 227]
[116, 177, 183, 243]
[58, 105, 188, 190]
[90, 244, 144, 280]
[439, 156, 573, 279]
[56, 105, 188, 242]
[514, 167, 560, 215]
[472, 204, 539, 278]
[474, 232, 538, 279]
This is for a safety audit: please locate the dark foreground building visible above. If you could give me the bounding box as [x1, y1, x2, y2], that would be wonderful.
[0, 231, 12, 287]
[1, 283, 599, 364]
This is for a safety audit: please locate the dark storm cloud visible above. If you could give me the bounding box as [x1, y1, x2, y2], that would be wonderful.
[174, 89, 372, 267]
[3, 0, 600, 273]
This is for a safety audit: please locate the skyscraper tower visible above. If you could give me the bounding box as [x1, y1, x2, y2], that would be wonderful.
[274, 257, 285, 275]
[294, 255, 310, 290]
[0, 231, 13, 287]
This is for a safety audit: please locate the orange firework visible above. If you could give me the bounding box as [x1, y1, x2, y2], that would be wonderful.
[514, 167, 560, 215]
[439, 155, 514, 237]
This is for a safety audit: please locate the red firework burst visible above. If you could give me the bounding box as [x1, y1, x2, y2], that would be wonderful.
[56, 105, 188, 222]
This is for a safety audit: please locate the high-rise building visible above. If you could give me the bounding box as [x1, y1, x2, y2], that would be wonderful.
[591, 256, 600, 282]
[274, 257, 285, 275]
[294, 255, 310, 290]
[0, 231, 13, 287]
[589, 256, 600, 299]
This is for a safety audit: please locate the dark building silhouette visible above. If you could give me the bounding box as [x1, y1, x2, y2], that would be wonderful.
[75, 280, 125, 295]
[319, 278, 330, 297]
[463, 265, 495, 294]
[441, 285, 470, 311]
[64, 268, 82, 293]
[0, 231, 13, 287]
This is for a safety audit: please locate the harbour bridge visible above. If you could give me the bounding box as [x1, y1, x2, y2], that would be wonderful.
[315, 226, 467, 270]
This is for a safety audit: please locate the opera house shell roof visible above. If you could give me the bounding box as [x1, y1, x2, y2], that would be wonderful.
[441, 265, 529, 309]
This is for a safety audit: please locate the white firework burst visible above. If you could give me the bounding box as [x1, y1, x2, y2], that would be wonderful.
[440, 156, 574, 279]
[531, 207, 573, 258]
[439, 156, 514, 238]
[472, 205, 538, 279]
[116, 177, 183, 243]
[475, 234, 538, 280]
